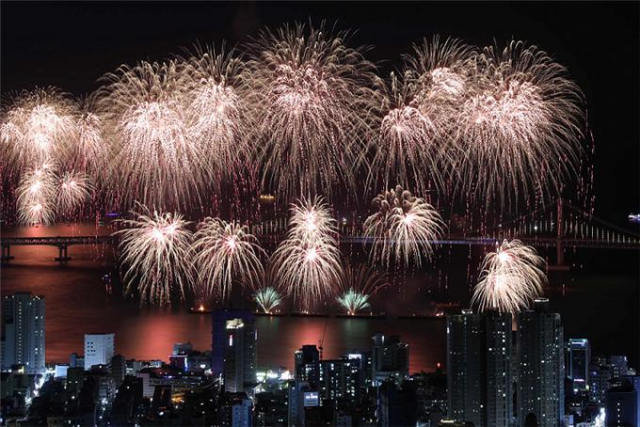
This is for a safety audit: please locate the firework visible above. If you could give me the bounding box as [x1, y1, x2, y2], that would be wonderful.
[57, 171, 93, 215]
[97, 61, 206, 210]
[287, 195, 337, 243]
[115, 205, 194, 305]
[364, 186, 444, 267]
[471, 239, 546, 314]
[74, 96, 108, 175]
[453, 41, 585, 210]
[192, 218, 265, 301]
[0, 88, 77, 174]
[179, 45, 252, 181]
[16, 163, 57, 225]
[336, 264, 388, 315]
[246, 22, 381, 200]
[372, 37, 475, 193]
[254, 286, 283, 314]
[272, 197, 342, 310]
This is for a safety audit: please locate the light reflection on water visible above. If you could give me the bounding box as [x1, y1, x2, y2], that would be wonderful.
[1, 222, 637, 371]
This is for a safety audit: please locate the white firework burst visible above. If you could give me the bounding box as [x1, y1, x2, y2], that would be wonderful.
[192, 218, 265, 301]
[364, 185, 444, 267]
[471, 239, 546, 314]
[115, 204, 194, 306]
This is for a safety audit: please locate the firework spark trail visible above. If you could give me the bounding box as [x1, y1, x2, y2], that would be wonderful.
[373, 37, 475, 194]
[97, 61, 207, 210]
[16, 163, 57, 225]
[471, 239, 546, 314]
[57, 171, 93, 215]
[1, 88, 78, 175]
[192, 218, 265, 302]
[364, 185, 445, 267]
[272, 197, 342, 310]
[453, 41, 585, 211]
[254, 286, 283, 314]
[287, 195, 337, 243]
[179, 45, 253, 183]
[336, 264, 388, 315]
[246, 22, 381, 200]
[115, 204, 194, 306]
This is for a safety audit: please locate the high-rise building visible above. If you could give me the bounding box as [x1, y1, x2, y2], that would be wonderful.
[517, 298, 565, 427]
[446, 309, 482, 427]
[481, 311, 513, 427]
[84, 333, 115, 370]
[565, 338, 590, 393]
[1, 292, 45, 374]
[609, 355, 629, 379]
[372, 333, 409, 384]
[605, 376, 639, 426]
[446, 310, 512, 427]
[111, 354, 126, 387]
[288, 380, 312, 427]
[319, 357, 365, 403]
[295, 345, 320, 387]
[589, 359, 613, 404]
[212, 310, 257, 394]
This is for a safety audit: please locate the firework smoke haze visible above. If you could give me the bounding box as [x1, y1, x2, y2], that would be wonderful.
[246, 22, 381, 200]
[364, 185, 445, 267]
[116, 204, 194, 306]
[192, 218, 265, 302]
[471, 239, 546, 314]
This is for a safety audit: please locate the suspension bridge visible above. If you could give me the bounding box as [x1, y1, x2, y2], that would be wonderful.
[1, 199, 638, 264]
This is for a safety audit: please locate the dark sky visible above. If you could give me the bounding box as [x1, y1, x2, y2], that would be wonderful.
[2, 1, 639, 225]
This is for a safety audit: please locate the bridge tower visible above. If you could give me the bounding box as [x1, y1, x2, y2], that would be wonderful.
[55, 244, 71, 263]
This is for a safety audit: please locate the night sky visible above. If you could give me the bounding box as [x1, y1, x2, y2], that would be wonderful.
[2, 1, 639, 225]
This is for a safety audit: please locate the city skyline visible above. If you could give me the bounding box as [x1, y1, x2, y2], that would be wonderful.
[1, 2, 639, 426]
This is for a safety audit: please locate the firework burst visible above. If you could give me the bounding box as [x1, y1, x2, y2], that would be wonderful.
[192, 218, 265, 301]
[179, 44, 253, 182]
[115, 205, 194, 306]
[57, 171, 93, 215]
[272, 197, 342, 310]
[454, 41, 585, 210]
[372, 37, 475, 193]
[471, 239, 546, 314]
[288, 195, 337, 243]
[97, 61, 206, 210]
[247, 22, 381, 200]
[364, 186, 444, 267]
[254, 286, 283, 314]
[16, 163, 57, 225]
[1, 88, 77, 175]
[336, 264, 388, 315]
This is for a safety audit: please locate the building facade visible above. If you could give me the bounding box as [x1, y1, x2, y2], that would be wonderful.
[84, 333, 115, 370]
[517, 298, 565, 427]
[1, 292, 45, 374]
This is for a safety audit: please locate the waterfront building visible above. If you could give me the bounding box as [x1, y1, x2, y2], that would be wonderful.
[517, 298, 565, 427]
[212, 310, 257, 394]
[84, 333, 115, 370]
[371, 333, 409, 384]
[446, 310, 513, 427]
[1, 292, 45, 375]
